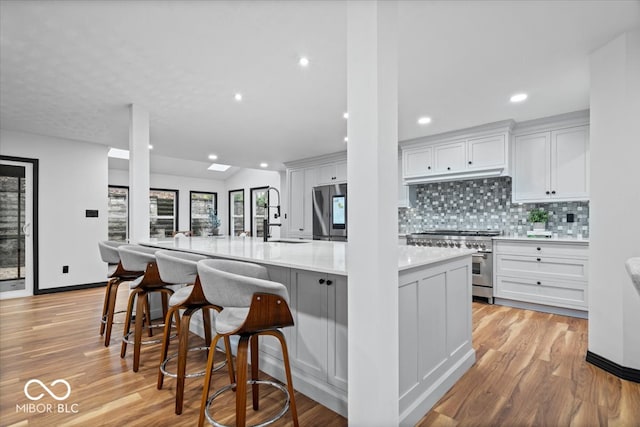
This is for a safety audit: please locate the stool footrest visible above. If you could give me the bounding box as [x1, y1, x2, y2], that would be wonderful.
[204, 380, 290, 427]
[123, 323, 177, 346]
[160, 347, 226, 379]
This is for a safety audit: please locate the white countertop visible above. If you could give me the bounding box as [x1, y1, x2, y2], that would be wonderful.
[493, 236, 589, 244]
[626, 258, 640, 293]
[139, 236, 474, 276]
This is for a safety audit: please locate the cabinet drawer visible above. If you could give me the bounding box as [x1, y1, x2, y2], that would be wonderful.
[496, 275, 587, 310]
[496, 254, 588, 282]
[494, 240, 588, 258]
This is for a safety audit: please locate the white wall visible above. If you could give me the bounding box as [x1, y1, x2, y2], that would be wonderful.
[589, 30, 640, 370]
[224, 168, 281, 238]
[1, 129, 109, 290]
[108, 169, 226, 236]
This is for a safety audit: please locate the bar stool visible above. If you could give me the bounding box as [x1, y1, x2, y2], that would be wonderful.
[197, 259, 299, 427]
[118, 245, 178, 372]
[97, 241, 143, 346]
[155, 250, 235, 415]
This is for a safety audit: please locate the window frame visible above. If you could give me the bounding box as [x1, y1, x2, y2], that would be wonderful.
[250, 186, 269, 238]
[107, 185, 130, 242]
[228, 188, 245, 236]
[189, 191, 218, 236]
[149, 187, 179, 238]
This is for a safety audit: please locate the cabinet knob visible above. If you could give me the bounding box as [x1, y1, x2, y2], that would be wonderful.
[447, 167, 451, 170]
[319, 278, 325, 284]
[536, 247, 541, 251]
[545, 191, 550, 195]
[468, 161, 472, 165]
[427, 166, 431, 170]
[551, 190, 556, 195]
[537, 281, 541, 285]
[536, 258, 541, 262]
[326, 280, 333, 286]
[299, 228, 304, 231]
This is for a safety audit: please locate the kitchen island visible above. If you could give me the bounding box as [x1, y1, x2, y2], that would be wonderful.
[141, 237, 475, 426]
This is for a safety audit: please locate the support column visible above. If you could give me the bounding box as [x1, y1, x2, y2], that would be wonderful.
[128, 104, 150, 242]
[347, 1, 399, 425]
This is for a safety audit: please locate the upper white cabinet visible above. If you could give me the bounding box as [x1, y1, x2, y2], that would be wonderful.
[513, 124, 589, 203]
[401, 121, 513, 184]
[317, 160, 347, 185]
[433, 140, 466, 173]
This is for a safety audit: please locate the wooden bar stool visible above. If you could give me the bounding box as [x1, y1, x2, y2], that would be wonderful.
[118, 245, 178, 372]
[155, 250, 235, 415]
[197, 259, 299, 427]
[97, 241, 143, 346]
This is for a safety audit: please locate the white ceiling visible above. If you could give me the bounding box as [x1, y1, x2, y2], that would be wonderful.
[1, 1, 639, 175]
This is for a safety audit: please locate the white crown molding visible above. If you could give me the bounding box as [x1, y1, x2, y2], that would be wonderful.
[513, 109, 590, 135]
[284, 150, 347, 169]
[400, 119, 516, 149]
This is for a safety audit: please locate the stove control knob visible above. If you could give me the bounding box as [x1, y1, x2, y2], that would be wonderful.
[449, 242, 455, 247]
[466, 242, 472, 248]
[455, 242, 461, 248]
[480, 243, 486, 249]
[427, 241, 433, 247]
[473, 243, 479, 248]
[436, 241, 442, 247]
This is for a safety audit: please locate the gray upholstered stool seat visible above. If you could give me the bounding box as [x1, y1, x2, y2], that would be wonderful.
[155, 250, 234, 415]
[118, 244, 177, 372]
[97, 241, 143, 346]
[197, 259, 299, 427]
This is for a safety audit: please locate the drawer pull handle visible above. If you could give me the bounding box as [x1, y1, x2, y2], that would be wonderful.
[536, 258, 541, 262]
[536, 247, 541, 251]
[319, 279, 325, 284]
[326, 280, 333, 286]
[537, 281, 541, 285]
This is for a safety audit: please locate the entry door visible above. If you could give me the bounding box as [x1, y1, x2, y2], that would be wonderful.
[0, 160, 35, 299]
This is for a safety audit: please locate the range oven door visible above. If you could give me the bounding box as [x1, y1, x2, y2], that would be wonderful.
[472, 252, 492, 287]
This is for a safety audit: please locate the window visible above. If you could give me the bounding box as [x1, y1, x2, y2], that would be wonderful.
[0, 166, 26, 283]
[190, 191, 217, 236]
[250, 186, 269, 238]
[150, 188, 178, 238]
[108, 186, 129, 241]
[228, 189, 244, 236]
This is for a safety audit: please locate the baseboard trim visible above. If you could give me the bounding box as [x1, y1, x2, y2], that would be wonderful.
[35, 281, 106, 295]
[586, 351, 640, 383]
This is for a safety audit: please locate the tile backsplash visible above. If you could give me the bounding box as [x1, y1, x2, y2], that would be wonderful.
[398, 176, 589, 238]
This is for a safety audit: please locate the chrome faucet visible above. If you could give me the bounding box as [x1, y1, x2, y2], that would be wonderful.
[263, 186, 282, 242]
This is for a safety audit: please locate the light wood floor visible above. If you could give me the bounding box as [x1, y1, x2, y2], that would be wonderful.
[1, 288, 639, 426]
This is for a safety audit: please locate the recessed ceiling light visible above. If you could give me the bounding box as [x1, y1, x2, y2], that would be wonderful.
[260, 162, 268, 168]
[510, 93, 528, 103]
[343, 112, 349, 119]
[108, 148, 129, 160]
[208, 154, 218, 160]
[208, 163, 231, 172]
[234, 93, 243, 101]
[344, 136, 348, 143]
[148, 144, 153, 149]
[417, 116, 432, 125]
[298, 57, 310, 67]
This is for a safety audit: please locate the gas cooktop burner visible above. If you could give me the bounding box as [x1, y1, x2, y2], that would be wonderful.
[411, 229, 501, 237]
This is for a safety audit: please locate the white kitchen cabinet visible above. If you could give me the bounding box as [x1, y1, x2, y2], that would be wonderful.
[403, 146, 433, 178]
[286, 166, 317, 238]
[513, 125, 589, 203]
[317, 160, 347, 185]
[494, 240, 588, 311]
[467, 134, 507, 170]
[288, 269, 348, 391]
[433, 140, 466, 173]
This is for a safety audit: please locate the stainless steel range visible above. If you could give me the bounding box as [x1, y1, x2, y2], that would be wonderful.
[406, 230, 500, 304]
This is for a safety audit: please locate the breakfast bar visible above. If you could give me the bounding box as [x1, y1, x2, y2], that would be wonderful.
[141, 236, 475, 426]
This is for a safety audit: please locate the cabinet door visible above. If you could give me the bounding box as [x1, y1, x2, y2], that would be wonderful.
[403, 146, 433, 178]
[513, 132, 551, 202]
[289, 270, 328, 380]
[327, 275, 348, 390]
[433, 141, 466, 173]
[287, 169, 306, 236]
[317, 164, 335, 184]
[301, 167, 317, 236]
[334, 161, 347, 182]
[467, 134, 506, 170]
[551, 126, 589, 200]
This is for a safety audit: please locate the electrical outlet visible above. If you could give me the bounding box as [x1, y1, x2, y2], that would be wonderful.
[62, 265, 69, 274]
[566, 213, 575, 223]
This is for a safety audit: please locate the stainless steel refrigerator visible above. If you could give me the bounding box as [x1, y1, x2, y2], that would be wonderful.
[312, 184, 347, 241]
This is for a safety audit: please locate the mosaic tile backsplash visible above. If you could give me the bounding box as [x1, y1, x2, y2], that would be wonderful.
[398, 176, 589, 238]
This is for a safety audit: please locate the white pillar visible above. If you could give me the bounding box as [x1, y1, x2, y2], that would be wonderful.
[347, 1, 399, 425]
[589, 29, 640, 371]
[128, 104, 150, 242]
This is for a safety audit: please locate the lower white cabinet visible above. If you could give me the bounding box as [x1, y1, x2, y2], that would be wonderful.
[494, 240, 589, 311]
[287, 269, 348, 391]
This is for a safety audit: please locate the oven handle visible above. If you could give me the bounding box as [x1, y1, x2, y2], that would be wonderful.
[472, 253, 488, 260]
